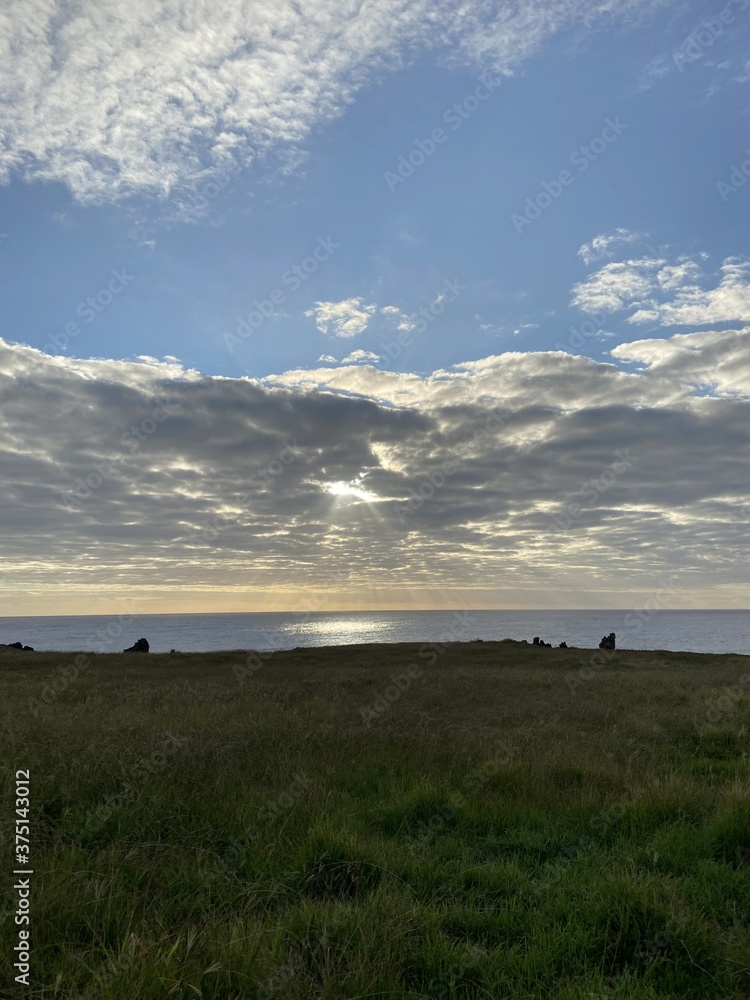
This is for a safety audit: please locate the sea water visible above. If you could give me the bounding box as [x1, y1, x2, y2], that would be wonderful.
[1, 609, 748, 655]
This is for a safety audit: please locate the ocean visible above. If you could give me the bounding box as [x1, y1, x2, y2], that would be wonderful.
[1, 609, 748, 656]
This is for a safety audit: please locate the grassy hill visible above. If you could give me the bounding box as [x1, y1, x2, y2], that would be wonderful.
[1, 641, 749, 998]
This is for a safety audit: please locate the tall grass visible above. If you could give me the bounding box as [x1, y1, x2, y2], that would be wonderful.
[1, 641, 749, 998]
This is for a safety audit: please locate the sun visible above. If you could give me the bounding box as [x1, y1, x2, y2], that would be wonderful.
[327, 480, 376, 502]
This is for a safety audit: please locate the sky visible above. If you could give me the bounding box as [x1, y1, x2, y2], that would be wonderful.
[1, 0, 749, 615]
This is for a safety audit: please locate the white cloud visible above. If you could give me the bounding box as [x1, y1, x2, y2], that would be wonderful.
[267, 327, 750, 409]
[611, 328, 750, 397]
[341, 349, 380, 364]
[317, 354, 338, 363]
[306, 299, 417, 339]
[305, 298, 377, 338]
[655, 261, 703, 291]
[381, 304, 416, 332]
[574, 252, 750, 327]
[577, 228, 645, 266]
[635, 12, 750, 97]
[0, 0, 667, 204]
[571, 258, 664, 314]
[641, 258, 750, 327]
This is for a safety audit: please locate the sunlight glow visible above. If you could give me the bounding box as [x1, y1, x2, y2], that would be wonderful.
[327, 480, 377, 502]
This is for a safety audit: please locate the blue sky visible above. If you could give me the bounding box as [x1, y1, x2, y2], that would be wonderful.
[2, 0, 750, 615]
[3, 0, 748, 379]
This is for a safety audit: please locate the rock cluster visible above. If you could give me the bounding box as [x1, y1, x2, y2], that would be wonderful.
[599, 632, 616, 650]
[123, 637, 150, 653]
[532, 636, 552, 648]
[1, 641, 34, 650]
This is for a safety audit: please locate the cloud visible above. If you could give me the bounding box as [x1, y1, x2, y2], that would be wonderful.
[2, 330, 749, 609]
[636, 258, 750, 327]
[573, 252, 750, 327]
[636, 7, 750, 96]
[611, 328, 750, 397]
[0, 0, 667, 205]
[317, 354, 338, 364]
[305, 298, 377, 338]
[306, 300, 414, 340]
[572, 258, 665, 314]
[577, 228, 646, 266]
[341, 349, 381, 364]
[381, 304, 417, 332]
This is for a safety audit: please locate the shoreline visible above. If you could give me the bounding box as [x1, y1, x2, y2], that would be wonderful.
[2, 639, 749, 658]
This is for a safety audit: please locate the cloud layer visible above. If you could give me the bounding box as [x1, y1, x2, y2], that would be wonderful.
[0, 0, 664, 204]
[2, 326, 749, 610]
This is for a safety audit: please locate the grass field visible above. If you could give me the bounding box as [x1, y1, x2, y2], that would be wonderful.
[1, 640, 749, 999]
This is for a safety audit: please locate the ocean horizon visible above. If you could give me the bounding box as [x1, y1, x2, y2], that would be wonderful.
[1, 609, 748, 656]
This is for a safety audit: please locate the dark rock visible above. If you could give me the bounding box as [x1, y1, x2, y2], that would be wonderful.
[1, 641, 25, 649]
[123, 637, 150, 653]
[544, 642, 552, 647]
[532, 636, 540, 645]
[599, 632, 616, 650]
[22, 645, 34, 651]
[559, 641, 568, 648]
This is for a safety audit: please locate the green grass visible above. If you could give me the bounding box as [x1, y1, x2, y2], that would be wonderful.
[1, 640, 749, 998]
